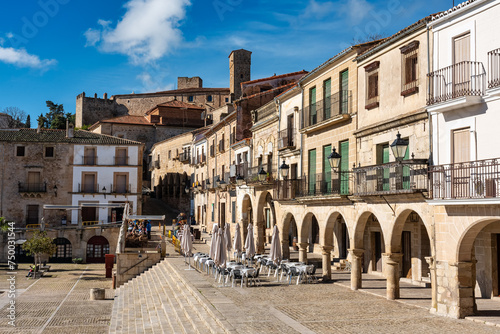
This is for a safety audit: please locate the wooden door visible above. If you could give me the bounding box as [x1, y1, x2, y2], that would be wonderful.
[287, 114, 294, 146]
[323, 145, 332, 194]
[374, 231, 382, 272]
[309, 87, 317, 125]
[340, 70, 349, 113]
[323, 79, 331, 119]
[308, 149, 316, 195]
[452, 128, 470, 198]
[453, 33, 471, 94]
[116, 174, 127, 193]
[82, 206, 96, 222]
[83, 174, 95, 193]
[27, 171, 41, 191]
[402, 231, 412, 278]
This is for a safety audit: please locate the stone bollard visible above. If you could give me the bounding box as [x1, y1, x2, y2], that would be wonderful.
[90, 288, 105, 300]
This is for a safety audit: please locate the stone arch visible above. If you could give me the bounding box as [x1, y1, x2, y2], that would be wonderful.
[323, 211, 350, 260]
[389, 208, 433, 254]
[254, 190, 275, 253]
[86, 235, 109, 263]
[281, 212, 298, 260]
[353, 211, 378, 249]
[353, 211, 385, 274]
[50, 237, 72, 263]
[457, 218, 500, 262]
[300, 212, 320, 252]
[240, 194, 253, 242]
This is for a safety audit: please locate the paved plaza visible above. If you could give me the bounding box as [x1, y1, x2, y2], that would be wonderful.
[2, 231, 500, 333]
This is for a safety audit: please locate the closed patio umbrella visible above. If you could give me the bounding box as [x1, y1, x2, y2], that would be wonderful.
[269, 225, 282, 265]
[209, 224, 219, 260]
[224, 225, 232, 254]
[214, 228, 227, 268]
[245, 224, 256, 263]
[233, 223, 242, 259]
[182, 224, 194, 270]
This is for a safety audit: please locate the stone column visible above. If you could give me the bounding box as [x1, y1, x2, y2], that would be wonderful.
[349, 248, 364, 290]
[298, 243, 308, 263]
[321, 245, 333, 282]
[383, 253, 403, 300]
[255, 221, 265, 254]
[425, 256, 437, 312]
[281, 239, 290, 260]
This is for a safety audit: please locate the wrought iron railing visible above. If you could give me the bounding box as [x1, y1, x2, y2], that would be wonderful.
[112, 184, 132, 194]
[83, 155, 98, 165]
[278, 129, 295, 150]
[246, 165, 277, 184]
[114, 156, 129, 166]
[274, 179, 302, 200]
[301, 90, 351, 129]
[429, 158, 500, 200]
[488, 48, 500, 89]
[297, 173, 352, 197]
[78, 183, 100, 194]
[18, 182, 47, 192]
[427, 61, 486, 105]
[353, 160, 428, 196]
[179, 152, 190, 163]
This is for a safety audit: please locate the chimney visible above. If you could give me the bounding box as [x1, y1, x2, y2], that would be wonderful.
[37, 124, 41, 134]
[104, 93, 108, 99]
[66, 119, 74, 138]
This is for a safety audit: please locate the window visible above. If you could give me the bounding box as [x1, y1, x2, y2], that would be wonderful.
[308, 149, 316, 195]
[82, 173, 97, 193]
[207, 95, 213, 102]
[340, 70, 349, 113]
[211, 203, 215, 222]
[323, 79, 331, 119]
[16, 146, 25, 157]
[309, 87, 317, 125]
[84, 147, 96, 165]
[114, 172, 129, 193]
[27, 171, 42, 192]
[365, 61, 380, 109]
[26, 205, 39, 225]
[225, 97, 229, 103]
[400, 41, 419, 96]
[45, 146, 54, 158]
[232, 201, 236, 223]
[188, 96, 194, 102]
[168, 150, 171, 160]
[115, 148, 128, 165]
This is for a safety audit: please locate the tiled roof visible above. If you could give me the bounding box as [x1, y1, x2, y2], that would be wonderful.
[145, 100, 205, 115]
[432, 0, 480, 21]
[355, 14, 439, 62]
[241, 70, 308, 86]
[239, 82, 298, 101]
[0, 128, 143, 145]
[274, 84, 299, 99]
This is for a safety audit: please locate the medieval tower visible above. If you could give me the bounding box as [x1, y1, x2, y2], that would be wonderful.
[229, 49, 252, 101]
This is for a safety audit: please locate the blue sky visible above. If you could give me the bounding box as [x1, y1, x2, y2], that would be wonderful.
[0, 0, 456, 124]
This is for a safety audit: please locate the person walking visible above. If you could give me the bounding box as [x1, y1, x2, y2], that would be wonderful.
[146, 220, 152, 240]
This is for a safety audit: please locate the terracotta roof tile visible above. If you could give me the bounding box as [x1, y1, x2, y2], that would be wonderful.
[0, 128, 143, 145]
[241, 70, 308, 86]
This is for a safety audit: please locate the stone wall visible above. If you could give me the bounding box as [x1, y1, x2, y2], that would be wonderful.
[115, 251, 162, 287]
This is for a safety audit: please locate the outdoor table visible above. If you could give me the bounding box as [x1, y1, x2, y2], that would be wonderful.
[241, 267, 256, 287]
[226, 265, 244, 284]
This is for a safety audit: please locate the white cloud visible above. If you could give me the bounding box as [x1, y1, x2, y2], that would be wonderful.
[301, 0, 335, 19]
[137, 71, 174, 92]
[85, 0, 191, 64]
[0, 47, 57, 69]
[339, 0, 374, 26]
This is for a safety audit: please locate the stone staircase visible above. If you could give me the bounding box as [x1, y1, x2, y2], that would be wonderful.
[109, 258, 231, 334]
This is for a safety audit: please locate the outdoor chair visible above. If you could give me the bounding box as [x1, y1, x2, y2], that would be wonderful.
[267, 262, 278, 277]
[247, 267, 261, 286]
[279, 263, 289, 282]
[217, 267, 229, 283]
[287, 266, 301, 285]
[230, 269, 243, 287]
[305, 264, 317, 283]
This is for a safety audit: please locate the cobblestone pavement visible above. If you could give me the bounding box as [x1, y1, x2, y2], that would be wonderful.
[0, 263, 113, 334]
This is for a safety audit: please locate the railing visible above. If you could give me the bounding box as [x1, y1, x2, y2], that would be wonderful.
[488, 48, 500, 89]
[114, 156, 129, 166]
[429, 158, 500, 200]
[201, 153, 206, 164]
[113, 184, 132, 194]
[353, 160, 428, 196]
[301, 90, 352, 129]
[236, 162, 249, 180]
[274, 179, 302, 200]
[82, 221, 99, 226]
[278, 129, 295, 150]
[18, 182, 47, 192]
[255, 103, 277, 122]
[83, 155, 98, 165]
[298, 173, 352, 197]
[179, 152, 190, 162]
[78, 183, 100, 194]
[427, 61, 486, 105]
[26, 224, 41, 229]
[246, 165, 277, 184]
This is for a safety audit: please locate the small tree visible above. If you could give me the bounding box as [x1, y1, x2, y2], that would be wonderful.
[22, 231, 57, 276]
[25, 115, 31, 128]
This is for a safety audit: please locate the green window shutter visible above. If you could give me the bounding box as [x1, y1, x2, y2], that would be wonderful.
[383, 144, 390, 191]
[309, 87, 317, 125]
[323, 79, 331, 119]
[340, 141, 349, 195]
[323, 145, 332, 194]
[341, 70, 349, 114]
[309, 149, 316, 195]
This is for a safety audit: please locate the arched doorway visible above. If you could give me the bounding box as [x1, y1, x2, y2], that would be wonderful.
[354, 213, 385, 274]
[15, 244, 33, 263]
[282, 213, 298, 260]
[299, 212, 320, 263]
[332, 215, 350, 260]
[86, 236, 110, 263]
[241, 194, 253, 243]
[310, 215, 320, 252]
[455, 219, 500, 317]
[50, 237, 72, 263]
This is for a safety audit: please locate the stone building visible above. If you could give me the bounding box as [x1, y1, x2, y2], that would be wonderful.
[426, 0, 500, 318]
[0, 113, 12, 128]
[0, 126, 143, 264]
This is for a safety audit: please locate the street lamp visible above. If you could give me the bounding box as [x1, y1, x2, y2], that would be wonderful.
[279, 160, 289, 179]
[102, 186, 107, 199]
[236, 174, 244, 186]
[215, 176, 221, 188]
[219, 178, 226, 190]
[390, 132, 409, 162]
[258, 167, 267, 182]
[328, 147, 342, 170]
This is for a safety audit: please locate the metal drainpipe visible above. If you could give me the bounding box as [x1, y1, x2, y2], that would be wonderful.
[427, 24, 433, 166]
[276, 98, 282, 172]
[298, 82, 304, 177]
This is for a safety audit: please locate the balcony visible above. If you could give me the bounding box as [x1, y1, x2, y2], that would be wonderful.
[18, 182, 47, 193]
[353, 160, 428, 196]
[274, 179, 302, 200]
[278, 129, 295, 150]
[488, 48, 500, 89]
[112, 184, 132, 194]
[427, 61, 485, 110]
[429, 158, 500, 201]
[82, 155, 98, 165]
[301, 90, 352, 130]
[114, 156, 129, 166]
[246, 165, 277, 185]
[218, 139, 225, 153]
[297, 174, 352, 197]
[78, 183, 100, 194]
[179, 152, 191, 163]
[154, 160, 160, 169]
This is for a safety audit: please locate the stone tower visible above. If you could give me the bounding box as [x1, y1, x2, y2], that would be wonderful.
[229, 49, 252, 101]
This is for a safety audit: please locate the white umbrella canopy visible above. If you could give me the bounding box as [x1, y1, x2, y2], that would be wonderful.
[233, 223, 242, 254]
[224, 225, 232, 253]
[209, 224, 219, 259]
[269, 225, 282, 265]
[182, 224, 193, 256]
[214, 228, 227, 267]
[245, 224, 256, 259]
